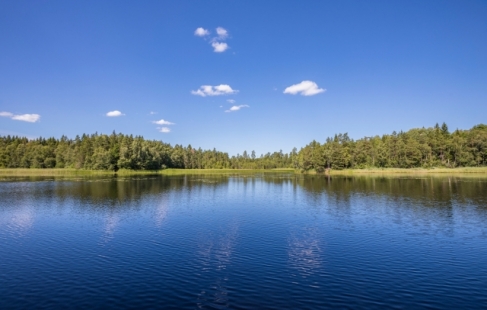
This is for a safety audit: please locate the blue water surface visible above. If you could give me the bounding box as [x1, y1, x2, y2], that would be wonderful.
[1, 174, 486, 309]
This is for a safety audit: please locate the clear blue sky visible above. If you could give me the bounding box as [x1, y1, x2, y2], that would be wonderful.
[1, 0, 486, 155]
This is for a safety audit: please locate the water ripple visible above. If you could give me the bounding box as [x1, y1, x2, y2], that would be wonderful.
[0, 175, 487, 309]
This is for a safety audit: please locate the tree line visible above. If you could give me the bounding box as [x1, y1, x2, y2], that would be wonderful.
[297, 123, 487, 172]
[0, 132, 292, 170]
[0, 123, 486, 171]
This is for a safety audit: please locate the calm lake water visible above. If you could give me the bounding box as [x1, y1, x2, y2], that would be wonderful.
[1, 174, 487, 309]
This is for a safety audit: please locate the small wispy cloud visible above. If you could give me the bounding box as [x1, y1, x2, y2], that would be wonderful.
[195, 26, 231, 53]
[225, 105, 249, 112]
[212, 42, 229, 53]
[106, 110, 124, 117]
[158, 127, 171, 133]
[283, 80, 326, 96]
[211, 27, 230, 52]
[150, 111, 157, 115]
[0, 112, 13, 117]
[153, 119, 174, 125]
[153, 118, 174, 133]
[216, 27, 228, 40]
[12, 114, 41, 122]
[194, 27, 210, 37]
[192, 84, 238, 97]
[227, 99, 236, 104]
[0, 111, 40, 123]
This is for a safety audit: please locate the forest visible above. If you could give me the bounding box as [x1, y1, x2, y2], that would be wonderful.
[0, 123, 486, 171]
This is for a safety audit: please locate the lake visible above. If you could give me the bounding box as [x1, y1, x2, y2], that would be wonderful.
[1, 174, 487, 309]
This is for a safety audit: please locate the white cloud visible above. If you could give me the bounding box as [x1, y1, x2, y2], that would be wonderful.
[283, 80, 326, 96]
[225, 105, 249, 112]
[194, 27, 210, 37]
[0, 112, 13, 117]
[150, 111, 157, 115]
[227, 99, 236, 104]
[106, 110, 124, 117]
[216, 27, 228, 40]
[158, 127, 171, 133]
[195, 26, 230, 53]
[1, 111, 40, 123]
[212, 42, 229, 52]
[153, 119, 174, 125]
[11, 114, 41, 123]
[191, 84, 238, 97]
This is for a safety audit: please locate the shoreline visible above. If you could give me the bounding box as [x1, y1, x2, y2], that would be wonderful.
[0, 168, 295, 177]
[0, 167, 487, 177]
[313, 167, 487, 176]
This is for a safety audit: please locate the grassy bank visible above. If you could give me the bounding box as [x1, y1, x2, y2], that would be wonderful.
[159, 168, 294, 175]
[304, 167, 487, 176]
[0, 167, 486, 177]
[0, 168, 157, 176]
[0, 168, 295, 177]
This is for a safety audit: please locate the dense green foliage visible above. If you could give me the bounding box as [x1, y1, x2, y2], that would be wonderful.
[297, 123, 487, 171]
[0, 132, 292, 170]
[1, 123, 486, 171]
